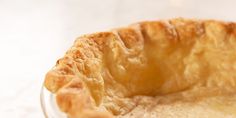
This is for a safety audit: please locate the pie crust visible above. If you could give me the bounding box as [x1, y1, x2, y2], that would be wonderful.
[44, 18, 236, 118]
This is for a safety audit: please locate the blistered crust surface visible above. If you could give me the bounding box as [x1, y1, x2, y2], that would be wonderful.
[44, 18, 236, 118]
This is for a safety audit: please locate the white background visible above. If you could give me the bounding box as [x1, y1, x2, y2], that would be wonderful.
[0, 0, 236, 117]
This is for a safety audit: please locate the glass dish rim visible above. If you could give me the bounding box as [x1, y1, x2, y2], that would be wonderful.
[40, 85, 67, 118]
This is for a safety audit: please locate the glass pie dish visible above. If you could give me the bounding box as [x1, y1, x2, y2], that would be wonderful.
[41, 18, 236, 118]
[40, 86, 67, 118]
[40, 0, 236, 117]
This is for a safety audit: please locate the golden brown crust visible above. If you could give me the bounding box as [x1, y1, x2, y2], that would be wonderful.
[44, 18, 236, 118]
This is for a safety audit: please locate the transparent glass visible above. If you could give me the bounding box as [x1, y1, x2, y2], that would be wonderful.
[40, 86, 67, 118]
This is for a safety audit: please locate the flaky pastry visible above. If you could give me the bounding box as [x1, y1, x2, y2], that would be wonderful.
[44, 18, 236, 118]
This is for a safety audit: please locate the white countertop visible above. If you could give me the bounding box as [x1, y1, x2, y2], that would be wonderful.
[0, 0, 236, 117]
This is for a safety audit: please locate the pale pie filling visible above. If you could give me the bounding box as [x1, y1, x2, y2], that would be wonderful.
[99, 26, 236, 117]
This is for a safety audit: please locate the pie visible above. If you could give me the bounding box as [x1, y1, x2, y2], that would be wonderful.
[44, 18, 236, 118]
